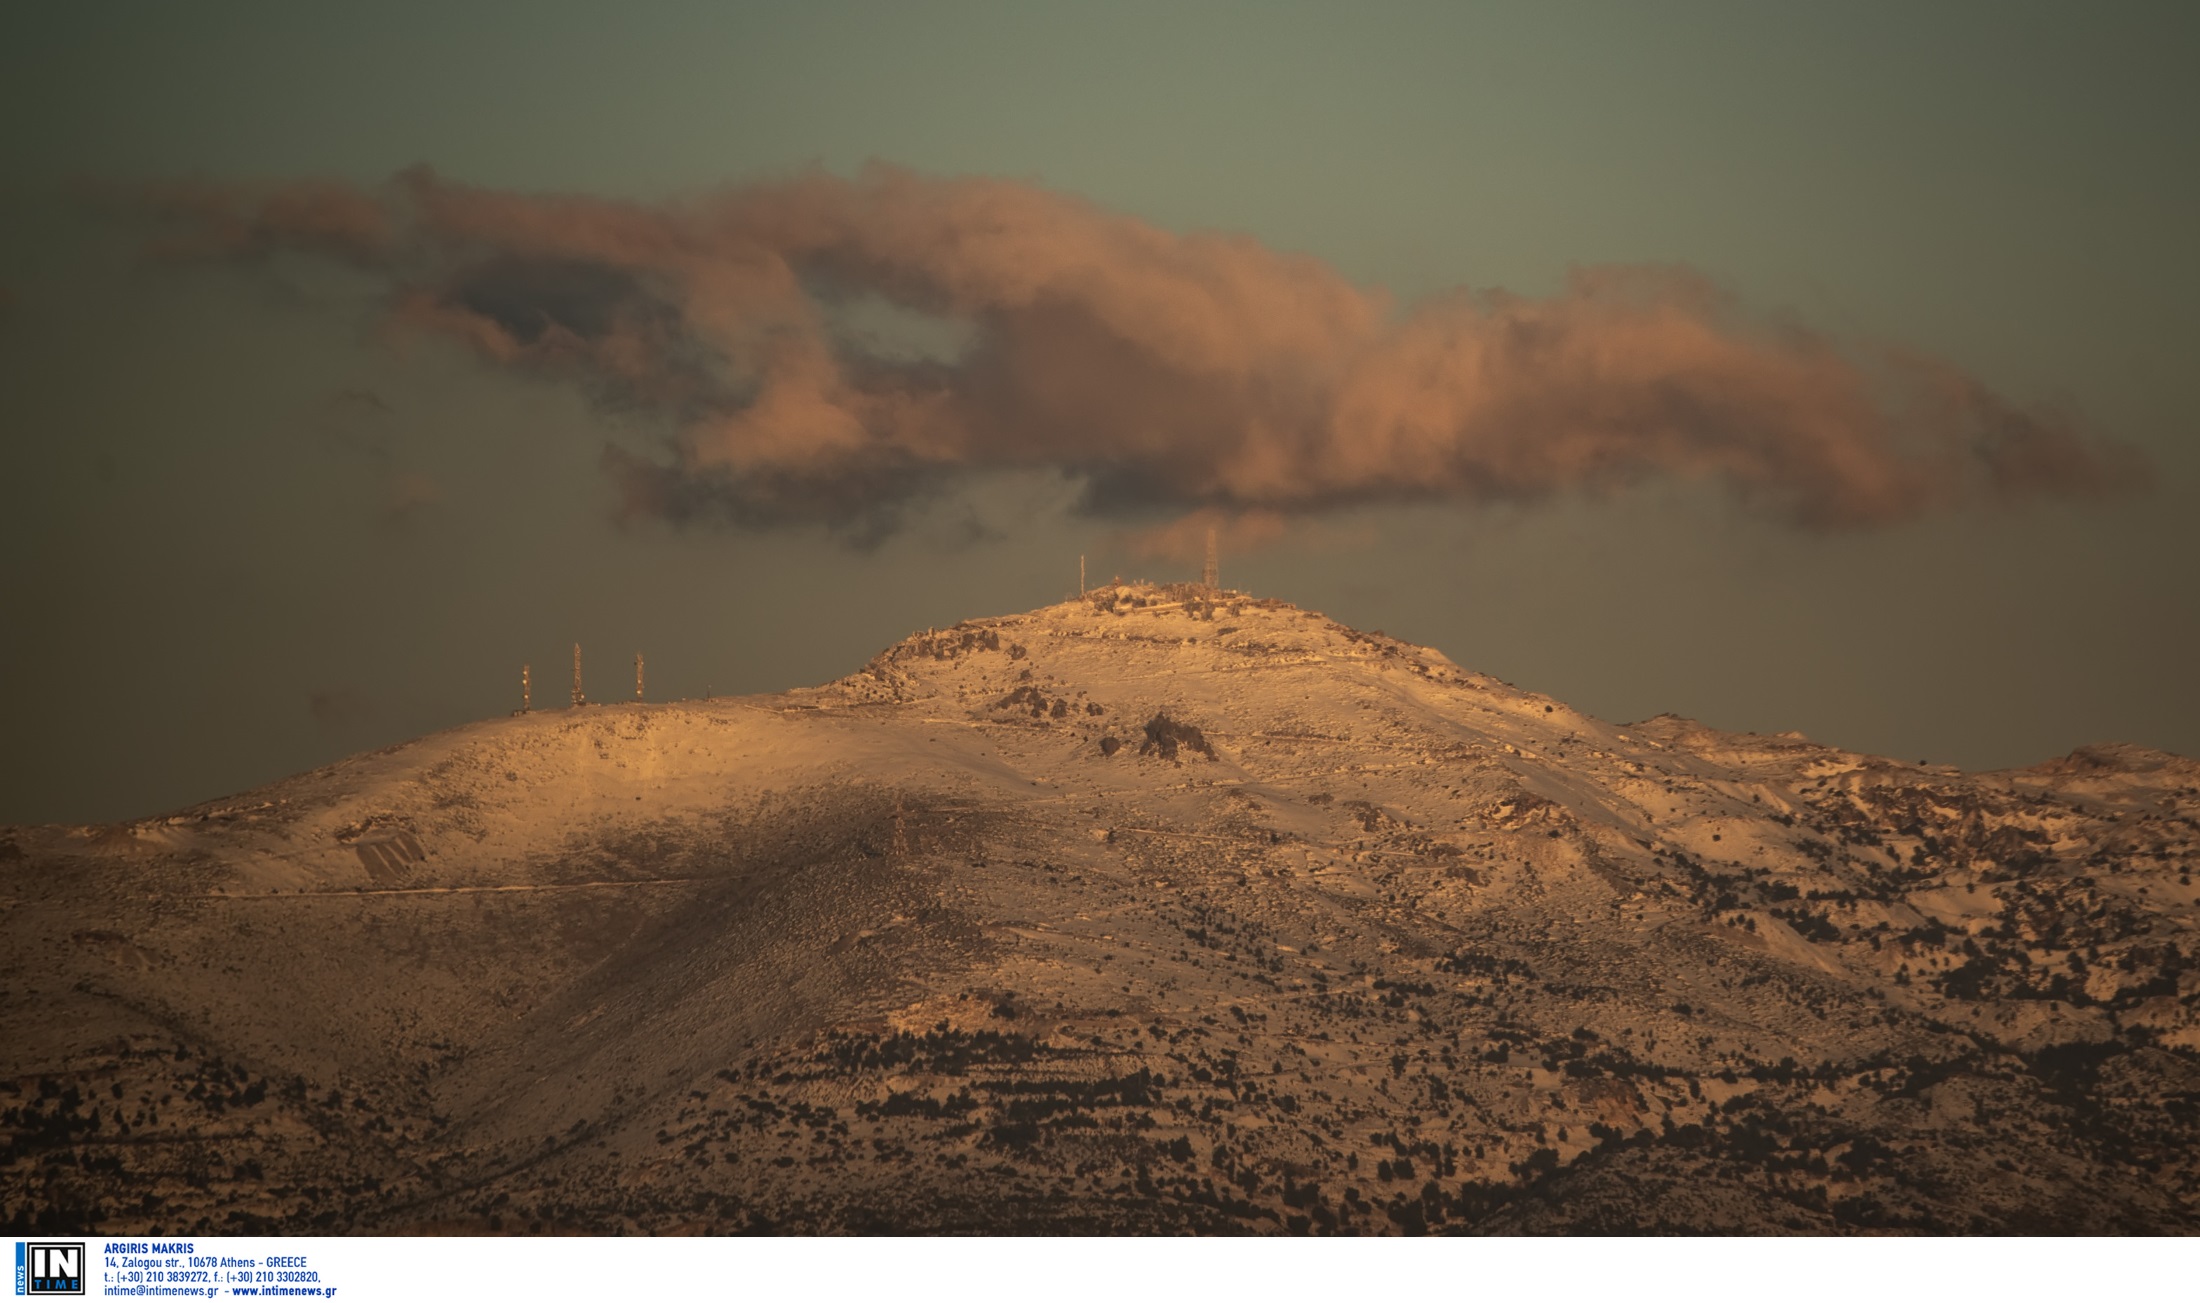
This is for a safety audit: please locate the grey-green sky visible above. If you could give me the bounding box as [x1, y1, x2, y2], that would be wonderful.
[3, 1, 2195, 824]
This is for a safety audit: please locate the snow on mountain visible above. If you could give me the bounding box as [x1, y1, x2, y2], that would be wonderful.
[4, 584, 2195, 1232]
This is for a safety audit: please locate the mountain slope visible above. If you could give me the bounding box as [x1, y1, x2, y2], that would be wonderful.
[4, 585, 2197, 1233]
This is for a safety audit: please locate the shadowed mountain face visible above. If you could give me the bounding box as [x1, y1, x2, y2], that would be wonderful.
[4, 586, 2197, 1234]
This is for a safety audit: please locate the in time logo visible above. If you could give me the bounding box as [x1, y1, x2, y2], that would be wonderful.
[16, 1243, 85, 1296]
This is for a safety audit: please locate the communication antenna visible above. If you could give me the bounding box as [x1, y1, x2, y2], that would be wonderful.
[571, 643, 585, 707]
[1079, 554, 1086, 595]
[520, 663, 531, 714]
[1202, 526, 1219, 589]
[635, 651, 645, 701]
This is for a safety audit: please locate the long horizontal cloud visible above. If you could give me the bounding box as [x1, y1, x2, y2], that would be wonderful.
[133, 164, 2140, 537]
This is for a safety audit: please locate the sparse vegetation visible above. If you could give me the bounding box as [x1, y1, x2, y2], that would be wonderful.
[1139, 713, 1214, 762]
[5, 585, 2195, 1234]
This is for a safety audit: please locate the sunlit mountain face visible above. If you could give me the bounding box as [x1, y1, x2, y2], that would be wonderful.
[4, 587, 2196, 1233]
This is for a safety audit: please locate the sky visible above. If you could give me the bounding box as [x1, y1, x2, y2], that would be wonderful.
[2, 1, 2196, 825]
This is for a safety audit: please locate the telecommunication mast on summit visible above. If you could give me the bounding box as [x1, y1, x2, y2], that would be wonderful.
[523, 535, 1225, 717]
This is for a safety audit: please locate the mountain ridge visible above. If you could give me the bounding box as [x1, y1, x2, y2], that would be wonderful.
[4, 585, 2196, 1233]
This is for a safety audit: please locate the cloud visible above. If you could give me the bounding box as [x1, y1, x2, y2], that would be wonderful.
[330, 387, 393, 419]
[134, 164, 2143, 538]
[306, 688, 374, 731]
[1119, 508, 1290, 564]
[315, 386, 399, 463]
[381, 470, 443, 523]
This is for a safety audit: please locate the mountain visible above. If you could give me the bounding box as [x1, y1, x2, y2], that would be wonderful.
[4, 585, 2197, 1233]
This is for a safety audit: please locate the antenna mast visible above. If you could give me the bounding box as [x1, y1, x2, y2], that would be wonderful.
[1202, 526, 1218, 590]
[571, 643, 585, 707]
[520, 663, 531, 714]
[635, 651, 645, 701]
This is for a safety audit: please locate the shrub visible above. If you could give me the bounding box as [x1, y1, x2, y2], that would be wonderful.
[1139, 713, 1215, 761]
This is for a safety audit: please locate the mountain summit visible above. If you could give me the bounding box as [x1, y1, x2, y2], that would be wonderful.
[5, 585, 2197, 1232]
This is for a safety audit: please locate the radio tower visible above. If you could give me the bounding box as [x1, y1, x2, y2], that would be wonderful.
[1079, 554, 1086, 595]
[571, 643, 585, 707]
[519, 663, 531, 714]
[1202, 526, 1219, 590]
[635, 651, 645, 701]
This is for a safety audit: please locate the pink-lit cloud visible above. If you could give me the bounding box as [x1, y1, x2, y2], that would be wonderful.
[134, 164, 2142, 539]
